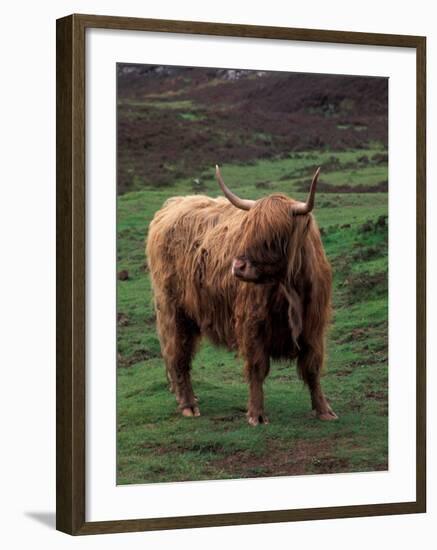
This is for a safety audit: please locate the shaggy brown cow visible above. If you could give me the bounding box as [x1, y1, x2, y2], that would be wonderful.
[146, 166, 337, 425]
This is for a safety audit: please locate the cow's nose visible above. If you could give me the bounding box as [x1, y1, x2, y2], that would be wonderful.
[233, 258, 246, 271]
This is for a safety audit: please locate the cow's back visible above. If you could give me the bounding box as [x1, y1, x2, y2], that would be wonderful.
[146, 195, 236, 274]
[146, 195, 243, 347]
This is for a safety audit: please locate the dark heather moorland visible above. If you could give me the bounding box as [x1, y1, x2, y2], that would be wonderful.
[116, 65, 388, 484]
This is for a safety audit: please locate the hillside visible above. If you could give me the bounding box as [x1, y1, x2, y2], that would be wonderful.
[117, 65, 388, 193]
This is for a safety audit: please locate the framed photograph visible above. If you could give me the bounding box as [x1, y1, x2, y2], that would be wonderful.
[56, 14, 426, 535]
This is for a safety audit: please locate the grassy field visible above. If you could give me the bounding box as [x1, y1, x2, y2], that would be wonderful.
[116, 148, 388, 484]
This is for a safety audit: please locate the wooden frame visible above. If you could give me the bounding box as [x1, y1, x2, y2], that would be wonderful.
[56, 13, 426, 535]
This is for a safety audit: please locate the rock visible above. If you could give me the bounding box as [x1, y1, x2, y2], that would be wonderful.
[117, 312, 129, 326]
[118, 270, 129, 281]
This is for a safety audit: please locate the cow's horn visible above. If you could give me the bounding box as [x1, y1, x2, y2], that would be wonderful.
[291, 167, 320, 215]
[215, 165, 255, 211]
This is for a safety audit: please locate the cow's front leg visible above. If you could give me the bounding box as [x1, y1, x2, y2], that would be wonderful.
[245, 357, 270, 426]
[309, 376, 337, 421]
[298, 346, 338, 421]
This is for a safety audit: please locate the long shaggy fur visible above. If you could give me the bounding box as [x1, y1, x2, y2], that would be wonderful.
[146, 192, 333, 421]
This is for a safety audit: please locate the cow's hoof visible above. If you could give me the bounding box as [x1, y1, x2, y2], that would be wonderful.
[313, 408, 338, 421]
[247, 414, 269, 426]
[182, 406, 201, 417]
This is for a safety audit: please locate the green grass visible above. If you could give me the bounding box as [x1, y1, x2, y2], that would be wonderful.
[337, 123, 368, 131]
[117, 147, 388, 484]
[179, 112, 205, 121]
[118, 99, 198, 110]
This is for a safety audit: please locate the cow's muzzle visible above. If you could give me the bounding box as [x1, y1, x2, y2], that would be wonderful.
[231, 257, 259, 282]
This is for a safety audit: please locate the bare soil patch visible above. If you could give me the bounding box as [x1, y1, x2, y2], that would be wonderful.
[210, 439, 339, 478]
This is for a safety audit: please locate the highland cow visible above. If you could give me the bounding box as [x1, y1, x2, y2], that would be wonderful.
[146, 166, 337, 425]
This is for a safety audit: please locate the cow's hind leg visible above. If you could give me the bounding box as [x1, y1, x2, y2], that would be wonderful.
[297, 346, 338, 421]
[157, 305, 200, 417]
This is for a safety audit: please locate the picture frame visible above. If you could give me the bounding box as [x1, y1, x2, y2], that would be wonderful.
[56, 13, 426, 535]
